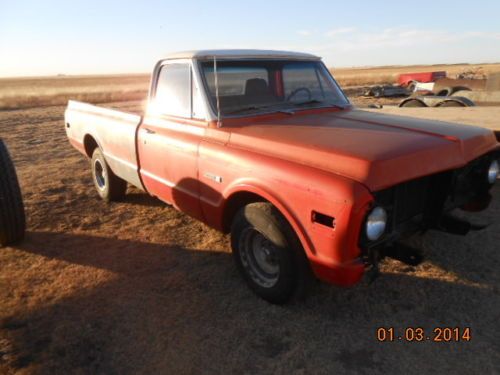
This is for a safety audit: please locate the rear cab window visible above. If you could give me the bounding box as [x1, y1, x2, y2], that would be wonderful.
[153, 62, 205, 120]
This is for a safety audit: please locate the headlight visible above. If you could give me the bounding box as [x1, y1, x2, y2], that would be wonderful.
[366, 206, 387, 241]
[488, 160, 499, 184]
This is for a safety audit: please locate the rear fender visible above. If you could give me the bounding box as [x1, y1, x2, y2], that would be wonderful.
[82, 133, 132, 186]
[83, 133, 103, 157]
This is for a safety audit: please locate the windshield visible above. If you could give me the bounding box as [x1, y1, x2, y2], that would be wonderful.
[200, 60, 349, 116]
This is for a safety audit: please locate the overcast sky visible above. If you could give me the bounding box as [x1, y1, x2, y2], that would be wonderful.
[1, 0, 500, 77]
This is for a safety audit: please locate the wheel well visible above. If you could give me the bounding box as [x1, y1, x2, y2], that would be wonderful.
[222, 191, 266, 233]
[83, 135, 98, 157]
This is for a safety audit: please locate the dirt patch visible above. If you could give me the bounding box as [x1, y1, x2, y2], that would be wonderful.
[0, 102, 499, 374]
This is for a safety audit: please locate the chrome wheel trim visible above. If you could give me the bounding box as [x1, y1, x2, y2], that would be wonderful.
[94, 159, 107, 190]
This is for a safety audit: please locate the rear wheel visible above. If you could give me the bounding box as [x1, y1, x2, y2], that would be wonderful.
[231, 202, 312, 304]
[0, 140, 26, 247]
[91, 148, 127, 202]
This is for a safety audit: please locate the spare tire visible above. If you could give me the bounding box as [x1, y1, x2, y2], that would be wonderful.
[0, 140, 26, 247]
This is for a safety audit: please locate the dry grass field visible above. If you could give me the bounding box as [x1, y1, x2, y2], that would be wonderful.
[0, 72, 500, 374]
[3, 62, 500, 111]
[0, 75, 149, 110]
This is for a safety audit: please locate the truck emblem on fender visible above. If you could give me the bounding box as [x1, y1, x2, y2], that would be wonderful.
[203, 172, 223, 183]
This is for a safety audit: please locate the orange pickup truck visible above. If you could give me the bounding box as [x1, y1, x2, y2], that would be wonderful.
[65, 50, 499, 303]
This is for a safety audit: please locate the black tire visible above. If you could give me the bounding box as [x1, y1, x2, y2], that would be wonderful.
[230, 202, 312, 304]
[438, 100, 465, 107]
[0, 140, 26, 247]
[400, 99, 426, 108]
[372, 87, 383, 98]
[436, 88, 452, 96]
[449, 86, 471, 95]
[91, 148, 127, 202]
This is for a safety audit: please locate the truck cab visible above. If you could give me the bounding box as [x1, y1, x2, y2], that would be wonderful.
[137, 50, 350, 222]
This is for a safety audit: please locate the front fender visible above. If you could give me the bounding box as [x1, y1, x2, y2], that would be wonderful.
[223, 180, 314, 259]
[222, 175, 374, 286]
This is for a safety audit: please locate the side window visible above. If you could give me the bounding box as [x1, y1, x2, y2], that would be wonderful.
[155, 63, 191, 118]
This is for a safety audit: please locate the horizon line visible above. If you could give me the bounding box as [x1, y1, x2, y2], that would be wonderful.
[1, 61, 499, 80]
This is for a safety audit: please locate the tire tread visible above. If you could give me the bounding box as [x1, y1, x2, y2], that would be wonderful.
[0, 139, 26, 246]
[231, 202, 312, 304]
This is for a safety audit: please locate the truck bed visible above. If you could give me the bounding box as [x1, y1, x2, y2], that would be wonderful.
[101, 100, 145, 116]
[64, 100, 144, 189]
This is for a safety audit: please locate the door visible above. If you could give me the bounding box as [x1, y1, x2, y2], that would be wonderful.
[137, 61, 207, 220]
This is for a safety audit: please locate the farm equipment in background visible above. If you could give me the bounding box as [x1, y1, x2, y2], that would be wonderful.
[398, 71, 447, 91]
[366, 69, 499, 107]
[399, 95, 475, 108]
[448, 73, 500, 105]
[363, 85, 409, 98]
[0, 139, 26, 247]
[364, 71, 448, 98]
[431, 77, 486, 96]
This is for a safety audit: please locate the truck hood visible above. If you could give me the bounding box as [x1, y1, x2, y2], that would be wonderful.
[228, 108, 498, 191]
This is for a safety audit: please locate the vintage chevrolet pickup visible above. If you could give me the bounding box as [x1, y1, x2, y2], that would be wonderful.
[65, 50, 499, 303]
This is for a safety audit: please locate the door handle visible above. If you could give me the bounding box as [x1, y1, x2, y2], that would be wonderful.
[144, 128, 156, 134]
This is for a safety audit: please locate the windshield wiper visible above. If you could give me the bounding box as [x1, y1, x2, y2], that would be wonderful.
[293, 99, 347, 110]
[226, 104, 295, 116]
[225, 100, 347, 116]
[225, 105, 264, 115]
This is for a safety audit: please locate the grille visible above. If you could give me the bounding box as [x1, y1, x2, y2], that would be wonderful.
[373, 150, 498, 227]
[374, 175, 440, 228]
[393, 177, 432, 223]
[361, 150, 499, 249]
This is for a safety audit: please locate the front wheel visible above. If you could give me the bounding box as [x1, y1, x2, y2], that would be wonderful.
[91, 148, 127, 202]
[231, 202, 311, 304]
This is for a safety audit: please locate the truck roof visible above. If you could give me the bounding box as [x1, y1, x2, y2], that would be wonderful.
[162, 49, 321, 61]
